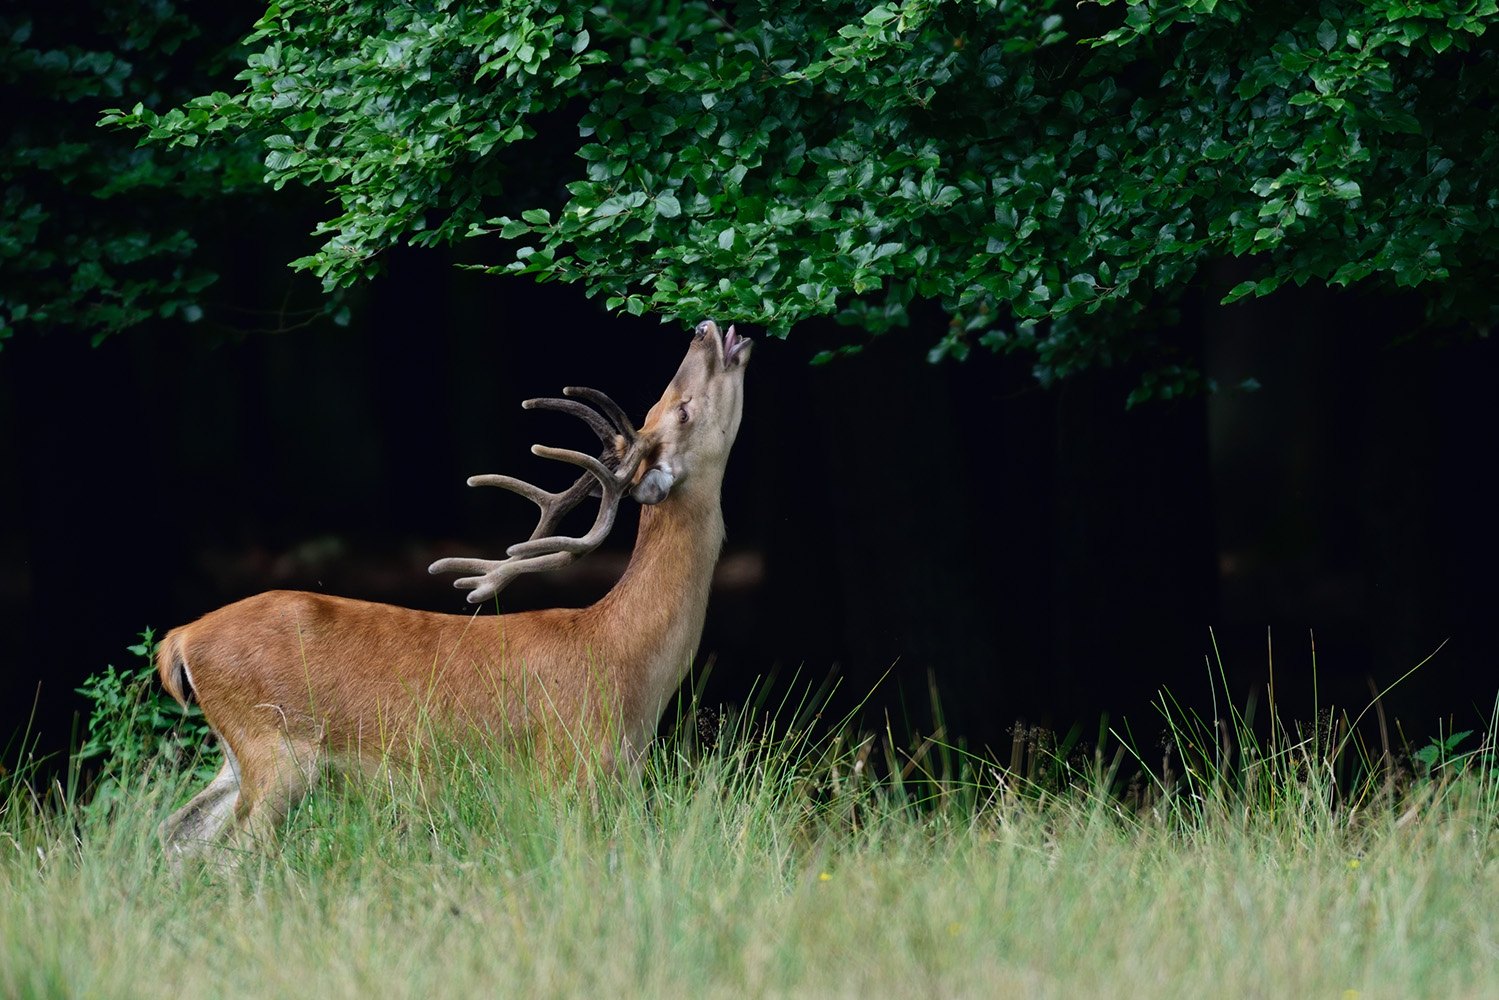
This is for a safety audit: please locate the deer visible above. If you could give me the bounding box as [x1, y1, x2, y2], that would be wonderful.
[156, 320, 751, 866]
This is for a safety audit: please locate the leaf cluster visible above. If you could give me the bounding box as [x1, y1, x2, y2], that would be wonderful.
[75, 628, 214, 796]
[0, 5, 267, 345]
[102, 0, 1499, 387]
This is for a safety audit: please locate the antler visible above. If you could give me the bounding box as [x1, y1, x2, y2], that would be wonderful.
[428, 387, 648, 604]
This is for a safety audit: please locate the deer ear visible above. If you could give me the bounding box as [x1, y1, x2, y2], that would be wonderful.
[632, 467, 675, 505]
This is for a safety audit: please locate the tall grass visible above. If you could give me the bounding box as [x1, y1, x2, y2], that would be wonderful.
[3, 660, 1497, 997]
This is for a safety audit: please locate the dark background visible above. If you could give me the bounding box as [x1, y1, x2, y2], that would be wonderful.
[3, 240, 1497, 761]
[3, 2, 1497, 761]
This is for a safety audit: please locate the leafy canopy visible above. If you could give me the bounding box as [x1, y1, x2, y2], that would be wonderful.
[95, 0, 1499, 386]
[0, 4, 272, 346]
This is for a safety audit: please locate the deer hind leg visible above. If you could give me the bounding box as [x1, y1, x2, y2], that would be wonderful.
[161, 741, 243, 873]
[229, 733, 324, 852]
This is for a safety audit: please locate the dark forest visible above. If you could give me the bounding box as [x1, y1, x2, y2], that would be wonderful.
[4, 0, 1497, 762]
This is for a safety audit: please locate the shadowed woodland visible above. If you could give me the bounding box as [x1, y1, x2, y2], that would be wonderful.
[5, 256, 1496, 756]
[3, 1, 1499, 760]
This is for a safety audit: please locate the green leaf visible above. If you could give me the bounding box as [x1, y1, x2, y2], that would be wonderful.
[1222, 280, 1258, 304]
[1316, 20, 1337, 52]
[1328, 178, 1361, 200]
[264, 149, 303, 171]
[655, 192, 682, 219]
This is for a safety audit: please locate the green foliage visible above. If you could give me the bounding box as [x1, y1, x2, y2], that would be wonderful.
[0, 4, 268, 345]
[99, 0, 1499, 387]
[1412, 726, 1496, 777]
[75, 628, 214, 798]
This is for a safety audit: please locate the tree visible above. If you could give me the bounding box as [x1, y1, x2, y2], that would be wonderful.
[0, 2, 349, 348]
[0, 5, 251, 345]
[98, 1, 1499, 394]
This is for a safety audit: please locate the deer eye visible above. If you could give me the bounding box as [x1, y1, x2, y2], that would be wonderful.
[676, 403, 690, 424]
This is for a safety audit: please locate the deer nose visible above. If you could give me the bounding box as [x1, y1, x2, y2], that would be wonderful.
[695, 320, 719, 338]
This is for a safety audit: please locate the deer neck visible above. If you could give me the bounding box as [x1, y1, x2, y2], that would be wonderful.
[591, 477, 725, 710]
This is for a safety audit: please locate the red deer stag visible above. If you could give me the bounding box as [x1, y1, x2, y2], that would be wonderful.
[157, 320, 751, 865]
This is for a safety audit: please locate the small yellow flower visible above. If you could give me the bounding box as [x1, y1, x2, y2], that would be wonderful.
[818, 871, 831, 882]
[1347, 858, 1361, 871]
[946, 922, 962, 937]
[1343, 990, 1360, 999]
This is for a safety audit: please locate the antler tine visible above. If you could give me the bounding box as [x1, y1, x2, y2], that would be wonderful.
[564, 386, 637, 439]
[430, 445, 639, 603]
[430, 550, 577, 606]
[452, 470, 586, 539]
[530, 473, 597, 537]
[426, 465, 587, 602]
[522, 396, 620, 446]
[501, 447, 626, 558]
[521, 390, 639, 511]
[428, 391, 652, 604]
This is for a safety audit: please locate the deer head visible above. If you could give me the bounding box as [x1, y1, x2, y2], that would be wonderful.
[631, 319, 752, 504]
[429, 320, 751, 603]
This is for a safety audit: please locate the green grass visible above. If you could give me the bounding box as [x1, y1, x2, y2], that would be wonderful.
[3, 695, 1497, 1000]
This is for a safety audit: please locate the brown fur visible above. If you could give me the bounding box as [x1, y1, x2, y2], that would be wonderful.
[157, 325, 748, 866]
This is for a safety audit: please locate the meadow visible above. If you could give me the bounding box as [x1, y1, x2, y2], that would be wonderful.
[2, 653, 1496, 999]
